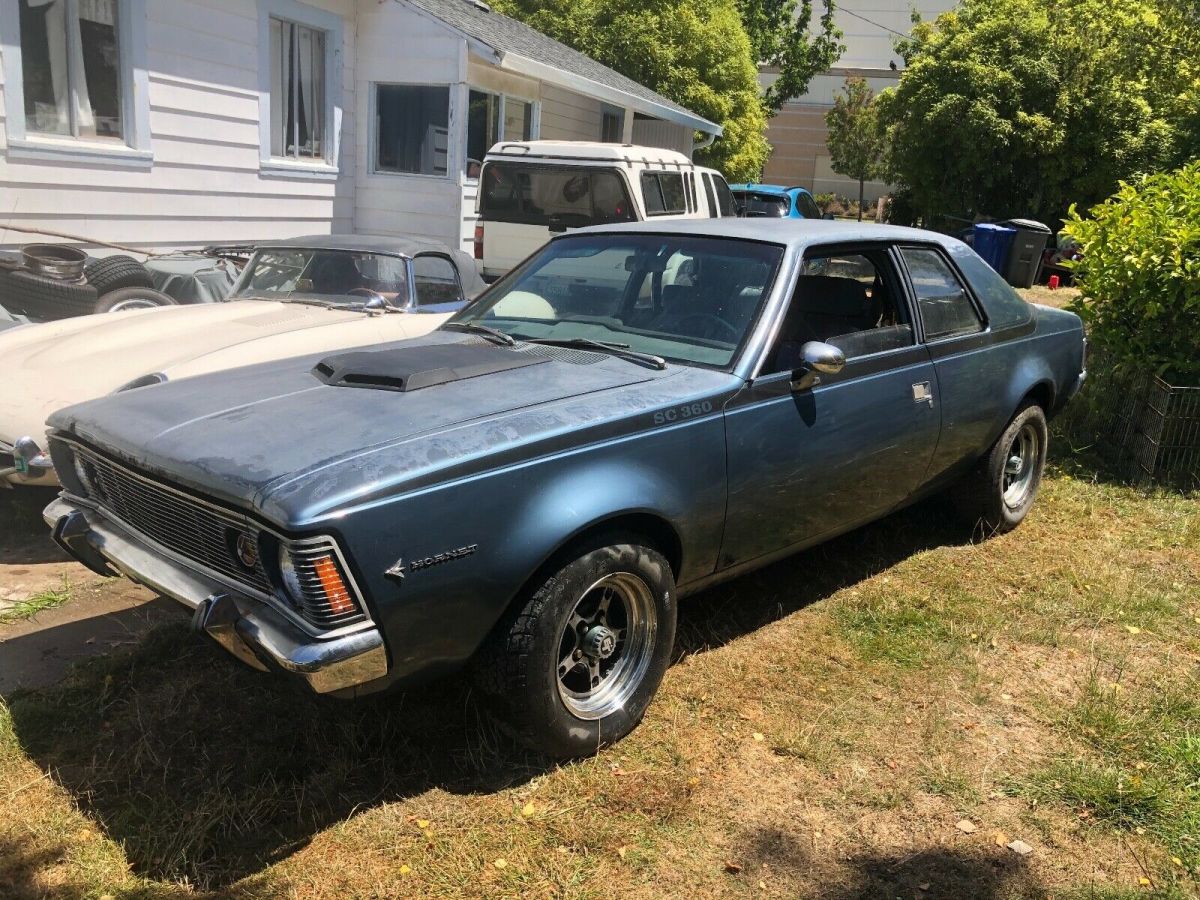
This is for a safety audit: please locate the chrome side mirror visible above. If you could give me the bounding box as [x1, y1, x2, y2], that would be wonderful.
[790, 341, 845, 392]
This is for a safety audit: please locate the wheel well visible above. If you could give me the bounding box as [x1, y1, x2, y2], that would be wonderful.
[560, 513, 683, 580]
[1021, 381, 1054, 415]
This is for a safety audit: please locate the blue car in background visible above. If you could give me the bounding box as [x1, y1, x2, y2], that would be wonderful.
[729, 183, 825, 219]
[44, 219, 1086, 759]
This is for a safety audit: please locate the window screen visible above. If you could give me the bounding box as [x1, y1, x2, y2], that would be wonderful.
[901, 247, 984, 339]
[641, 171, 687, 216]
[375, 84, 449, 176]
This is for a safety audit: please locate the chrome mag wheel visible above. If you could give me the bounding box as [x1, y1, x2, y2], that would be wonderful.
[1002, 420, 1040, 508]
[555, 571, 656, 720]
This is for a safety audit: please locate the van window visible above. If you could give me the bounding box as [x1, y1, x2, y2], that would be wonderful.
[702, 174, 719, 218]
[712, 176, 737, 217]
[479, 163, 636, 228]
[641, 172, 687, 216]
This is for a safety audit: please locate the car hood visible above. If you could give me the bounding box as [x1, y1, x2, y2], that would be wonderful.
[0, 300, 440, 447]
[50, 333, 738, 526]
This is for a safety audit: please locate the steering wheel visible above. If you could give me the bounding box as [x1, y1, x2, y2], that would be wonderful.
[675, 313, 739, 342]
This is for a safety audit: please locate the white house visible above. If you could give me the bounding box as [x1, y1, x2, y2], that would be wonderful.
[0, 0, 722, 255]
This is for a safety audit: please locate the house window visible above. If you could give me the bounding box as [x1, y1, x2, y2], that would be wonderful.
[375, 84, 449, 176]
[269, 16, 326, 160]
[465, 89, 535, 178]
[601, 107, 623, 143]
[18, 0, 122, 139]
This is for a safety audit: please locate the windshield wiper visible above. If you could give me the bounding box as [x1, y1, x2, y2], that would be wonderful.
[524, 337, 667, 370]
[442, 321, 516, 346]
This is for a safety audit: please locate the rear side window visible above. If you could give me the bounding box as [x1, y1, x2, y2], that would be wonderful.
[702, 174, 719, 218]
[641, 171, 687, 216]
[901, 247, 984, 340]
[793, 191, 822, 219]
[479, 163, 635, 228]
[712, 175, 737, 217]
[412, 255, 463, 306]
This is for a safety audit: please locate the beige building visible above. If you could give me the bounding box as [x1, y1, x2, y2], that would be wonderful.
[760, 0, 957, 202]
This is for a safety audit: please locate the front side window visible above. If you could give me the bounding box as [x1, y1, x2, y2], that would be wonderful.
[901, 246, 985, 340]
[713, 175, 737, 217]
[232, 249, 409, 306]
[19, 0, 122, 139]
[269, 16, 326, 160]
[450, 234, 784, 369]
[479, 163, 635, 228]
[641, 172, 687, 216]
[702, 174, 719, 218]
[412, 254, 463, 306]
[767, 248, 913, 372]
[375, 84, 449, 176]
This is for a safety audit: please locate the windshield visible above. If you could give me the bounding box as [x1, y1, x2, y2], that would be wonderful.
[231, 249, 409, 305]
[479, 162, 636, 228]
[734, 191, 790, 218]
[448, 234, 783, 369]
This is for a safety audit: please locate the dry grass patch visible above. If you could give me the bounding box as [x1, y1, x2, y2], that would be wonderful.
[0, 461, 1197, 898]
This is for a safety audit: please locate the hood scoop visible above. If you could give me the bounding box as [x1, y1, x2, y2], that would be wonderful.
[312, 341, 549, 392]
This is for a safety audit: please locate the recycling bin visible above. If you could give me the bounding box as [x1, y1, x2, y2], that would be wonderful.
[972, 223, 1017, 275]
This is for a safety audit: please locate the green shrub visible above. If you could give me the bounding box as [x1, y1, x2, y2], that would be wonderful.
[1062, 161, 1200, 382]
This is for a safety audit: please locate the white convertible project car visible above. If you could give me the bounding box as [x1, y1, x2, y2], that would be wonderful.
[0, 234, 484, 488]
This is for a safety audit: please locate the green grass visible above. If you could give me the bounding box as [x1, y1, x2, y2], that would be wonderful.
[0, 581, 70, 626]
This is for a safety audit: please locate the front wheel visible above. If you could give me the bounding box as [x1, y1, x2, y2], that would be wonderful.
[952, 402, 1048, 534]
[473, 537, 676, 759]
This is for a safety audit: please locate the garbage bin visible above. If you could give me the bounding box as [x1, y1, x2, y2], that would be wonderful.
[972, 223, 1017, 275]
[997, 218, 1052, 289]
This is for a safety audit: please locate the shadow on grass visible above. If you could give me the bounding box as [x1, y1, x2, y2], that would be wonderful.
[4, 495, 976, 892]
[738, 825, 1047, 899]
[0, 486, 68, 566]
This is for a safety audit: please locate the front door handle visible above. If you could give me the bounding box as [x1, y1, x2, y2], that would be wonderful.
[912, 381, 934, 405]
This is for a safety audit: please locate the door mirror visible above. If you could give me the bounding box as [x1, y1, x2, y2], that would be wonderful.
[790, 341, 845, 392]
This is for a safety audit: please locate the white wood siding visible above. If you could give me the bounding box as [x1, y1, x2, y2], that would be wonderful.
[539, 84, 605, 142]
[351, 1, 464, 250]
[0, 0, 356, 252]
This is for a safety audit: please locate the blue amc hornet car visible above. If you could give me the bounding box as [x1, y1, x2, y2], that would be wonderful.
[43, 219, 1085, 758]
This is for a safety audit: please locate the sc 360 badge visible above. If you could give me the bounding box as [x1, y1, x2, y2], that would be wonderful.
[653, 400, 713, 425]
[386, 544, 478, 582]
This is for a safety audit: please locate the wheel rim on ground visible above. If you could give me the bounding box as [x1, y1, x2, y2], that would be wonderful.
[555, 571, 656, 720]
[1002, 421, 1040, 508]
[108, 296, 164, 312]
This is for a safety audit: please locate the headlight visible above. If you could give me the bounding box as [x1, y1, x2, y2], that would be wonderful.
[279, 545, 304, 603]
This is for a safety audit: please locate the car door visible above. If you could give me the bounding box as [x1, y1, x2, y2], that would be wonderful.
[720, 244, 941, 567]
[895, 245, 999, 483]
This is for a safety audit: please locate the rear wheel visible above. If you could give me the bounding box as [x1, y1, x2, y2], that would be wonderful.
[952, 402, 1048, 533]
[474, 536, 676, 759]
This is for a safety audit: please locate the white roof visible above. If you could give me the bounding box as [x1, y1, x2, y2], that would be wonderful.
[484, 141, 694, 166]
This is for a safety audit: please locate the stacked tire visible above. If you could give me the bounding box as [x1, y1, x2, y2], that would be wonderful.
[0, 251, 174, 320]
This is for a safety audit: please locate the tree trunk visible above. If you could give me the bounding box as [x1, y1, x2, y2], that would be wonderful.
[857, 177, 865, 222]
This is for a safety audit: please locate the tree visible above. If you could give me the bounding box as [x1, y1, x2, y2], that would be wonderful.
[874, 0, 1200, 228]
[825, 78, 883, 220]
[492, 0, 770, 181]
[735, 0, 843, 115]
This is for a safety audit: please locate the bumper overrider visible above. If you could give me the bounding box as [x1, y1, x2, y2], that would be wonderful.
[43, 496, 388, 694]
[1, 436, 57, 487]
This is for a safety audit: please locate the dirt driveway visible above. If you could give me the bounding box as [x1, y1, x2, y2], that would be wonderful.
[0, 488, 174, 694]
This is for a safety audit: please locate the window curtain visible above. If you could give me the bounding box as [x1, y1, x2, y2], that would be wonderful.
[25, 0, 93, 134]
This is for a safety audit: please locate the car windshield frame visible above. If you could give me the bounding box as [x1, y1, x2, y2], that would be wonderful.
[228, 248, 413, 308]
[445, 232, 786, 372]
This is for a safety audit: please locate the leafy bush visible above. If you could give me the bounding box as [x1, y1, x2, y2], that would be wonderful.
[1062, 161, 1200, 382]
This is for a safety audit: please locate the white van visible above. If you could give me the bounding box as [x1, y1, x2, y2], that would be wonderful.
[474, 141, 738, 280]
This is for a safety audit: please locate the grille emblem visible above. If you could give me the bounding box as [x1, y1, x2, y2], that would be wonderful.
[235, 533, 259, 569]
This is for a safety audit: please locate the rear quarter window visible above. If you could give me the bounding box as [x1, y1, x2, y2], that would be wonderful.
[949, 243, 1034, 330]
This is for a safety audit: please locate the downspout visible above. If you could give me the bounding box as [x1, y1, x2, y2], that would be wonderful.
[694, 131, 718, 151]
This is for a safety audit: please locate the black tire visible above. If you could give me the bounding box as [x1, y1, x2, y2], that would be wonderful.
[94, 286, 177, 313]
[473, 534, 677, 759]
[952, 402, 1048, 534]
[0, 267, 98, 320]
[83, 254, 154, 295]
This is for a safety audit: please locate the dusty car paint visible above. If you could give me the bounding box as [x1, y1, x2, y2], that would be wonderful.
[43, 219, 1085, 695]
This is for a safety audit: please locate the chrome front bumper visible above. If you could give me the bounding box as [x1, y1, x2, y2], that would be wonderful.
[43, 497, 388, 694]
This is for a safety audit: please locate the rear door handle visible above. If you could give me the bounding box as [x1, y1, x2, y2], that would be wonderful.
[912, 381, 934, 405]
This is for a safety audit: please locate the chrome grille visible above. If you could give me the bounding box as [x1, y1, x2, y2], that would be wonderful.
[285, 543, 365, 628]
[72, 445, 272, 594]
